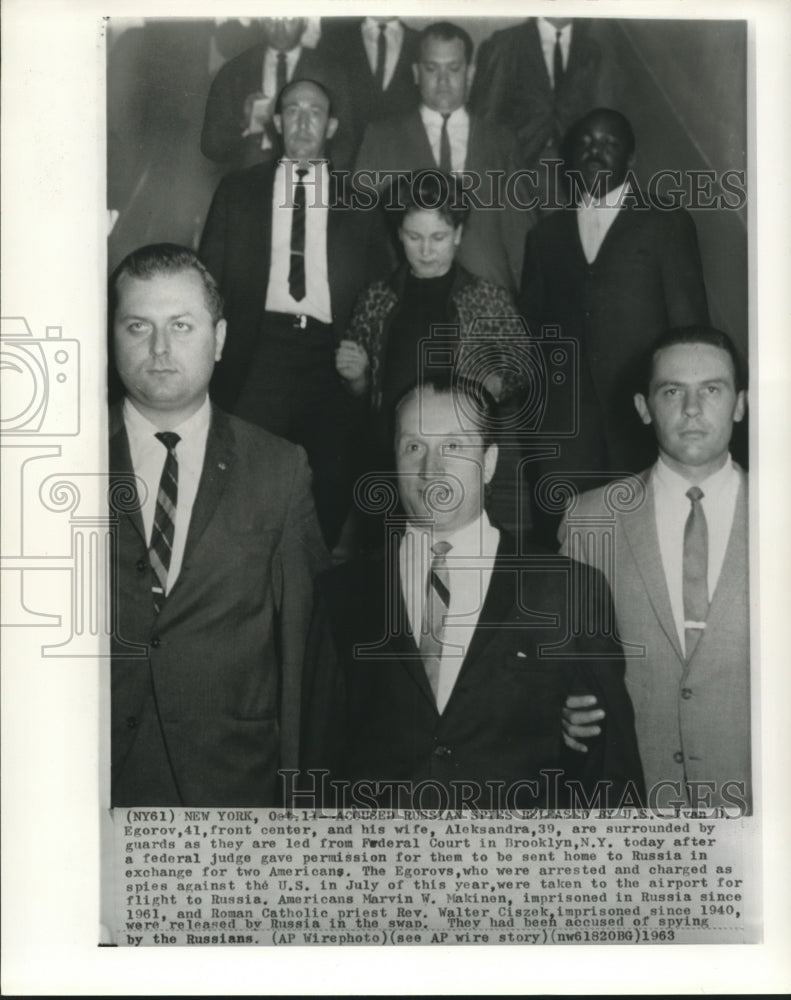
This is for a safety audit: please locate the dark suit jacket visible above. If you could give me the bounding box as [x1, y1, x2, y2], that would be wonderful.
[317, 18, 420, 154]
[200, 43, 355, 171]
[110, 404, 328, 806]
[355, 109, 529, 291]
[469, 18, 609, 171]
[519, 199, 710, 476]
[199, 161, 391, 410]
[303, 531, 645, 809]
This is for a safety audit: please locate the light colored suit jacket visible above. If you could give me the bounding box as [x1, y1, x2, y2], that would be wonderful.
[558, 466, 751, 812]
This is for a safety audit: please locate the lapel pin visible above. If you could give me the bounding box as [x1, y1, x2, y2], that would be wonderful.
[218, 461, 227, 471]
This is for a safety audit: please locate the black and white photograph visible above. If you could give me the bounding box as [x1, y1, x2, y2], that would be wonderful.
[2, 0, 790, 994]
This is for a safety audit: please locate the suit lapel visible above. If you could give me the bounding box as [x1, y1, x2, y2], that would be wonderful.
[179, 407, 235, 569]
[689, 469, 748, 665]
[620, 471, 685, 662]
[109, 405, 146, 547]
[526, 20, 552, 94]
[407, 110, 439, 168]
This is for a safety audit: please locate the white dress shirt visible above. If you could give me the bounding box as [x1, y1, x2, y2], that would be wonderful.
[400, 512, 500, 713]
[265, 159, 332, 322]
[123, 395, 212, 595]
[361, 18, 403, 89]
[652, 455, 741, 653]
[536, 18, 572, 88]
[577, 178, 629, 263]
[262, 45, 301, 98]
[419, 105, 470, 175]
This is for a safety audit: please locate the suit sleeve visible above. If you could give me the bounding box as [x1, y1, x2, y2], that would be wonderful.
[565, 563, 646, 806]
[662, 209, 710, 327]
[198, 177, 229, 288]
[272, 446, 330, 798]
[201, 61, 249, 164]
[518, 225, 545, 334]
[468, 36, 497, 118]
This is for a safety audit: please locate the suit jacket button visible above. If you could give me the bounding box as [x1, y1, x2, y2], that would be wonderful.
[126, 716, 138, 729]
[136, 559, 148, 573]
[673, 750, 684, 763]
[681, 687, 693, 699]
[151, 637, 161, 649]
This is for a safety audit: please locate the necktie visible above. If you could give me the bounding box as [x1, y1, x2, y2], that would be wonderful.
[683, 486, 709, 659]
[419, 540, 452, 702]
[149, 431, 180, 612]
[288, 167, 308, 302]
[439, 113, 452, 173]
[374, 23, 387, 91]
[276, 51, 288, 97]
[553, 30, 565, 93]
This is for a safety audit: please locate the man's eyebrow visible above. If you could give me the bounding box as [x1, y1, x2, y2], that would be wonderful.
[652, 376, 730, 389]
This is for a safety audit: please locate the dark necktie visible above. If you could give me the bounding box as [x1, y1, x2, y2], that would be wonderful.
[149, 431, 180, 612]
[288, 167, 308, 302]
[553, 30, 565, 93]
[374, 23, 387, 91]
[439, 113, 452, 173]
[419, 540, 452, 702]
[276, 51, 288, 97]
[683, 486, 709, 659]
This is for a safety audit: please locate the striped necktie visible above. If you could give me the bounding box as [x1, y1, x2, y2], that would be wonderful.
[683, 485, 709, 659]
[419, 540, 452, 702]
[149, 431, 180, 612]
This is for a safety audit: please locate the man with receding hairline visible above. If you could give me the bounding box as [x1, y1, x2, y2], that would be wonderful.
[109, 242, 327, 806]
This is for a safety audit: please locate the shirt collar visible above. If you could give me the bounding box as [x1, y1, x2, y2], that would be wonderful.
[405, 510, 495, 556]
[537, 18, 572, 44]
[580, 177, 630, 210]
[420, 104, 469, 126]
[653, 453, 737, 498]
[123, 394, 211, 442]
[363, 17, 402, 39]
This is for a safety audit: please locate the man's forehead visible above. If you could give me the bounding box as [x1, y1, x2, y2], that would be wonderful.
[398, 390, 482, 434]
[281, 84, 329, 110]
[651, 343, 736, 383]
[580, 113, 627, 140]
[116, 270, 208, 312]
[419, 36, 467, 63]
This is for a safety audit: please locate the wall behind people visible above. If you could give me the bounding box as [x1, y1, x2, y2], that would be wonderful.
[107, 15, 746, 348]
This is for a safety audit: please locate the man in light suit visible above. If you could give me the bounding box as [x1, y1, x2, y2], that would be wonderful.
[200, 78, 391, 547]
[200, 17, 354, 172]
[520, 108, 710, 547]
[354, 21, 529, 292]
[301, 375, 644, 810]
[559, 327, 750, 812]
[109, 243, 327, 807]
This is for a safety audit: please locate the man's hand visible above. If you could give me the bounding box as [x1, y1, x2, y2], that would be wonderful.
[335, 340, 370, 396]
[562, 694, 605, 753]
[242, 92, 270, 135]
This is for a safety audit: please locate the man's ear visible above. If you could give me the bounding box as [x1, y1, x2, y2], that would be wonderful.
[483, 443, 498, 485]
[733, 389, 747, 423]
[326, 116, 339, 141]
[634, 392, 652, 426]
[273, 114, 283, 136]
[214, 319, 227, 362]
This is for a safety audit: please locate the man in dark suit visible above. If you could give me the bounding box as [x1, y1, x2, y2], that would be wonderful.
[109, 243, 327, 807]
[354, 21, 529, 292]
[200, 17, 354, 172]
[519, 108, 710, 547]
[469, 17, 610, 207]
[301, 376, 644, 810]
[317, 16, 420, 157]
[200, 78, 391, 547]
